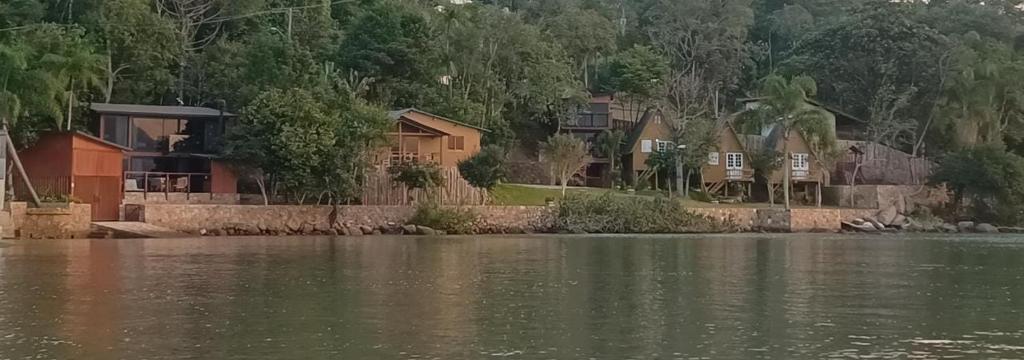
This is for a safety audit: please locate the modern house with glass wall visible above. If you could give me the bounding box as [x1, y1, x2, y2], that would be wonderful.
[90, 103, 238, 199]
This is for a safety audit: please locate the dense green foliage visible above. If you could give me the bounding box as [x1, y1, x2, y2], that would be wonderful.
[929, 145, 1024, 224]
[458, 145, 508, 191]
[6, 0, 1024, 213]
[408, 202, 478, 235]
[555, 193, 731, 233]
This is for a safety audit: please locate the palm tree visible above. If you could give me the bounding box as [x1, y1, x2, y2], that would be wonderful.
[42, 45, 104, 130]
[748, 74, 835, 209]
[0, 42, 64, 129]
[595, 129, 625, 188]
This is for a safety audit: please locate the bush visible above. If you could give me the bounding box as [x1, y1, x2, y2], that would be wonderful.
[929, 145, 1024, 224]
[554, 193, 732, 233]
[458, 145, 507, 190]
[688, 190, 715, 203]
[408, 202, 478, 234]
[389, 161, 444, 191]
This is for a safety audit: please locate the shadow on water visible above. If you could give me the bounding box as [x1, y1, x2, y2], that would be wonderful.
[0, 233, 1022, 359]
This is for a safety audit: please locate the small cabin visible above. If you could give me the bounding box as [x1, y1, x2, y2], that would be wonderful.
[16, 132, 129, 221]
[702, 124, 754, 196]
[380, 109, 486, 168]
[622, 110, 675, 186]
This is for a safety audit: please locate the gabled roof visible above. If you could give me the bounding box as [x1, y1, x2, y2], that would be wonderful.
[623, 109, 669, 154]
[90, 103, 235, 118]
[388, 108, 488, 132]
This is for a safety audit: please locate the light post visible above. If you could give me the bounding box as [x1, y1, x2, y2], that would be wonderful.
[676, 144, 687, 198]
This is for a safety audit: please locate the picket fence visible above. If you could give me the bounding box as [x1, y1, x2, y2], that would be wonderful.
[361, 167, 487, 205]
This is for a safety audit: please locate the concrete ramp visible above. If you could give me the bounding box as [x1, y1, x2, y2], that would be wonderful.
[92, 222, 188, 239]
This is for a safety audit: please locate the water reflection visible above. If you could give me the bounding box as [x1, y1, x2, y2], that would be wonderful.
[1, 234, 1023, 359]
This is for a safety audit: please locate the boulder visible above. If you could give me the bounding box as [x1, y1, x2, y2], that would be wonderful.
[842, 221, 878, 232]
[401, 224, 418, 235]
[940, 223, 959, 233]
[877, 206, 899, 226]
[416, 225, 437, 236]
[891, 214, 908, 228]
[864, 217, 886, 230]
[957, 221, 975, 233]
[314, 222, 330, 233]
[359, 225, 374, 235]
[327, 229, 339, 236]
[300, 223, 315, 234]
[338, 226, 350, 236]
[975, 223, 999, 233]
[851, 218, 866, 226]
[347, 226, 364, 236]
[371, 229, 383, 235]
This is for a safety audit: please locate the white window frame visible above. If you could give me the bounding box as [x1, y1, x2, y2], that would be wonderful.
[791, 153, 810, 171]
[641, 140, 653, 153]
[707, 152, 720, 165]
[656, 140, 673, 152]
[726, 152, 743, 170]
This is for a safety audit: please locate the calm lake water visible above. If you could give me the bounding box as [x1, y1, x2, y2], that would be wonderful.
[1, 234, 1023, 359]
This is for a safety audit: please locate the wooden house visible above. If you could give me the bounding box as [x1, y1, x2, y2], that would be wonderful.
[17, 132, 129, 221]
[381, 109, 486, 168]
[742, 127, 828, 205]
[622, 110, 675, 186]
[566, 94, 648, 187]
[702, 123, 754, 196]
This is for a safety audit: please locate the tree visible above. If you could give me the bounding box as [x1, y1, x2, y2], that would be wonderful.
[929, 144, 1024, 224]
[644, 148, 677, 192]
[157, 0, 224, 102]
[542, 133, 590, 196]
[675, 119, 718, 197]
[748, 147, 783, 206]
[602, 45, 670, 122]
[458, 145, 508, 193]
[389, 161, 445, 194]
[541, 7, 617, 88]
[223, 88, 336, 205]
[743, 74, 835, 209]
[594, 129, 626, 188]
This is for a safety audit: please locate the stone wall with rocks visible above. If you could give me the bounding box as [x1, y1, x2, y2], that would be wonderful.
[124, 192, 241, 205]
[20, 204, 91, 239]
[689, 208, 758, 231]
[128, 204, 555, 235]
[825, 185, 949, 211]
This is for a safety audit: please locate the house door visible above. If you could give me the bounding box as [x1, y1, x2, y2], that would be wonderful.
[74, 176, 123, 221]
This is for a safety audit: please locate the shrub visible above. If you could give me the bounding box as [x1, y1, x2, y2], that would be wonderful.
[389, 161, 444, 192]
[408, 202, 478, 234]
[929, 145, 1024, 224]
[458, 145, 507, 190]
[554, 193, 732, 233]
[688, 190, 715, 203]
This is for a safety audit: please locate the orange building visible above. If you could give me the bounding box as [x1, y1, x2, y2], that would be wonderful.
[17, 132, 128, 220]
[380, 109, 486, 168]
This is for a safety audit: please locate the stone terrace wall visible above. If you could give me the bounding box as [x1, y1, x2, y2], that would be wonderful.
[20, 204, 91, 239]
[689, 208, 758, 231]
[128, 204, 554, 234]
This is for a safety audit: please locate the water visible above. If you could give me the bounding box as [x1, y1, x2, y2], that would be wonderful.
[1, 234, 1023, 359]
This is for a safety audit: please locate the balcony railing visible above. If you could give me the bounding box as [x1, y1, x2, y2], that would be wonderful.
[725, 169, 754, 180]
[564, 113, 610, 128]
[124, 171, 211, 195]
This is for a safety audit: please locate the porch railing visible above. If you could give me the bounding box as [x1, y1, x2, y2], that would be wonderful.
[124, 171, 211, 198]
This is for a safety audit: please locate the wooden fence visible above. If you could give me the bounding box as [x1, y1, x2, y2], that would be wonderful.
[832, 141, 933, 185]
[361, 167, 487, 205]
[13, 175, 71, 200]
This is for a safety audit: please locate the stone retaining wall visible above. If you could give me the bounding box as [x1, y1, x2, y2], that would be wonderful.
[127, 204, 554, 235]
[127, 204, 882, 235]
[20, 204, 91, 239]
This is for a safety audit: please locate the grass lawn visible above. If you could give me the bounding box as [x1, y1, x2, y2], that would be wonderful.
[490, 183, 845, 209]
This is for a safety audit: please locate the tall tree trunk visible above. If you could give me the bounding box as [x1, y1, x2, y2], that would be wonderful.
[66, 78, 75, 131]
[767, 182, 774, 207]
[684, 169, 691, 199]
[783, 130, 791, 210]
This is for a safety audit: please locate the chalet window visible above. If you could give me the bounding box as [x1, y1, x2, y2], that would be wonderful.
[448, 136, 465, 151]
[708, 152, 720, 165]
[726, 153, 743, 170]
[792, 153, 809, 170]
[131, 117, 188, 152]
[656, 140, 673, 152]
[641, 140, 653, 153]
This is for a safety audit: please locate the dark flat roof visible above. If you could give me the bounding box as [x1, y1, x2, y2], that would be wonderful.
[90, 103, 235, 118]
